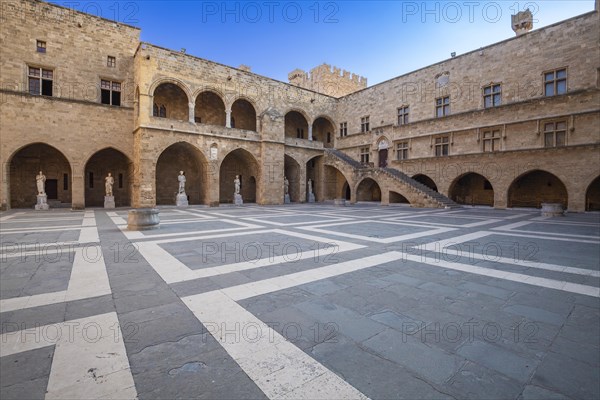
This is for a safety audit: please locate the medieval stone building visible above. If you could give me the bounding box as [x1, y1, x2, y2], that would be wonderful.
[1, 0, 598, 211]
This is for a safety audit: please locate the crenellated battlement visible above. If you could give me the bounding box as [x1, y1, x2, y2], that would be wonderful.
[288, 63, 367, 97]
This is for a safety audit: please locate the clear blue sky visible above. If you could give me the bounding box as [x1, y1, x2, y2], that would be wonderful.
[50, 0, 595, 85]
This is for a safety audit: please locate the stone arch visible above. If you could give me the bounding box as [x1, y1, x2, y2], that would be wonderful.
[284, 154, 301, 203]
[412, 174, 438, 192]
[8, 143, 73, 208]
[356, 177, 382, 202]
[342, 182, 351, 200]
[152, 82, 190, 121]
[84, 147, 133, 207]
[508, 170, 568, 209]
[155, 142, 208, 205]
[195, 90, 226, 126]
[284, 109, 310, 140]
[231, 98, 257, 131]
[324, 165, 351, 201]
[390, 191, 410, 205]
[585, 176, 600, 211]
[219, 148, 259, 203]
[449, 172, 494, 206]
[312, 115, 335, 146]
[148, 77, 192, 100]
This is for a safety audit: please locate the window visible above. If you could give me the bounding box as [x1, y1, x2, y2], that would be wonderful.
[118, 173, 123, 189]
[231, 116, 236, 128]
[397, 106, 409, 125]
[435, 136, 449, 156]
[327, 132, 331, 143]
[544, 121, 567, 147]
[396, 141, 409, 160]
[153, 103, 166, 118]
[360, 147, 370, 164]
[340, 122, 347, 137]
[360, 116, 370, 133]
[483, 84, 501, 108]
[36, 40, 46, 53]
[435, 96, 450, 117]
[28, 66, 53, 96]
[296, 128, 304, 139]
[194, 116, 202, 123]
[101, 80, 121, 106]
[107, 56, 116, 68]
[544, 68, 567, 96]
[89, 172, 94, 189]
[63, 174, 68, 190]
[482, 130, 500, 152]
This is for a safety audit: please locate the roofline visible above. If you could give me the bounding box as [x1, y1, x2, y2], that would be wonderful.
[40, 0, 141, 30]
[339, 9, 598, 100]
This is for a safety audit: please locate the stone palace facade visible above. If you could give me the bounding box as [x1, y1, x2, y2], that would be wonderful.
[1, 0, 599, 211]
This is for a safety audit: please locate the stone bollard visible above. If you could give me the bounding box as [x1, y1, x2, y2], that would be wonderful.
[127, 208, 160, 230]
[541, 203, 564, 217]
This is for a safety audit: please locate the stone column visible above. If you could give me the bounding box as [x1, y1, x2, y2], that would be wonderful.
[308, 124, 313, 141]
[225, 109, 232, 128]
[71, 173, 85, 210]
[206, 161, 220, 207]
[188, 102, 195, 123]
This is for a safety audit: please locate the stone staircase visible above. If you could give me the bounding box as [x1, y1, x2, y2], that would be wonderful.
[326, 148, 461, 209]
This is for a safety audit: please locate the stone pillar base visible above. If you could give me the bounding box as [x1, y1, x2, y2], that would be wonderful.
[334, 198, 346, 206]
[104, 196, 115, 209]
[541, 203, 564, 217]
[35, 194, 49, 211]
[176, 193, 189, 207]
[128, 208, 160, 230]
[284, 194, 291, 204]
[234, 194, 243, 206]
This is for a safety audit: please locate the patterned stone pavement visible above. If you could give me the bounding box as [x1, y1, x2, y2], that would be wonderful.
[1, 204, 599, 399]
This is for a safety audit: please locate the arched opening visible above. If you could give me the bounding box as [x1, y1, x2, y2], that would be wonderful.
[285, 111, 309, 140]
[356, 178, 382, 202]
[449, 173, 494, 206]
[84, 148, 132, 207]
[585, 176, 600, 211]
[156, 142, 207, 205]
[195, 91, 226, 126]
[284, 155, 301, 202]
[412, 174, 438, 192]
[152, 83, 189, 121]
[312, 117, 335, 147]
[306, 155, 323, 201]
[508, 170, 568, 209]
[9, 143, 72, 208]
[390, 191, 410, 205]
[220, 149, 259, 203]
[324, 165, 349, 200]
[231, 99, 257, 131]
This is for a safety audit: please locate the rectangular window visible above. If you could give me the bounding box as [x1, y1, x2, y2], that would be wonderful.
[360, 116, 370, 133]
[89, 172, 94, 189]
[119, 173, 123, 189]
[435, 96, 450, 117]
[397, 106, 409, 125]
[63, 173, 68, 190]
[101, 79, 121, 106]
[543, 121, 567, 147]
[396, 141, 409, 160]
[482, 130, 501, 152]
[296, 128, 304, 139]
[544, 68, 567, 96]
[36, 40, 46, 53]
[340, 122, 347, 137]
[435, 136, 449, 156]
[107, 56, 116, 68]
[327, 132, 331, 143]
[360, 147, 370, 164]
[28, 66, 53, 96]
[483, 84, 501, 108]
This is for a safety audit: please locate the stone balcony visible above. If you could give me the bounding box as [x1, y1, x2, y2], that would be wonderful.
[141, 117, 261, 141]
[285, 137, 324, 149]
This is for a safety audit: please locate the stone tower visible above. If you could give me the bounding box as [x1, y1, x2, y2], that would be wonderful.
[288, 64, 367, 97]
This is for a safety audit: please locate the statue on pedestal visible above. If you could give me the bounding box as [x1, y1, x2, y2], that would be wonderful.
[176, 171, 188, 207]
[284, 176, 289, 195]
[307, 179, 315, 203]
[233, 175, 243, 205]
[178, 171, 186, 194]
[105, 173, 114, 196]
[234, 175, 241, 195]
[36, 171, 46, 195]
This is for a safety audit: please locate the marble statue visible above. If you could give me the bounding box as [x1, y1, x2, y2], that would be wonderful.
[234, 175, 241, 195]
[178, 171, 186, 194]
[105, 173, 114, 196]
[284, 176, 289, 195]
[36, 171, 46, 195]
[308, 179, 313, 194]
[307, 178, 315, 203]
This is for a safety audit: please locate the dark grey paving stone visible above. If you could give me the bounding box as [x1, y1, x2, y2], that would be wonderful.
[549, 335, 600, 367]
[0, 302, 66, 331]
[169, 278, 222, 298]
[0, 377, 50, 400]
[519, 385, 571, 400]
[240, 287, 313, 318]
[503, 305, 566, 326]
[369, 310, 429, 333]
[458, 281, 513, 300]
[113, 287, 181, 314]
[0, 346, 54, 388]
[299, 279, 347, 295]
[532, 352, 600, 399]
[444, 361, 523, 400]
[64, 294, 115, 321]
[362, 328, 466, 384]
[456, 340, 538, 383]
[377, 272, 425, 287]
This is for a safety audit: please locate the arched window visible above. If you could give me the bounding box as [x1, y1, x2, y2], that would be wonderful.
[153, 103, 167, 118]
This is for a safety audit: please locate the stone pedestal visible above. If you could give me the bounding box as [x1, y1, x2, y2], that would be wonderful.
[541, 203, 564, 217]
[35, 194, 49, 211]
[284, 194, 291, 204]
[334, 198, 346, 206]
[128, 208, 160, 230]
[234, 194, 243, 206]
[104, 196, 115, 209]
[308, 193, 315, 203]
[176, 193, 189, 207]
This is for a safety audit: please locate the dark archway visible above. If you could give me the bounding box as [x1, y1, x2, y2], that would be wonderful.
[508, 170, 568, 208]
[153, 83, 189, 121]
[285, 111, 309, 140]
[195, 91, 226, 126]
[231, 99, 256, 131]
[306, 155, 323, 201]
[84, 148, 132, 207]
[284, 155, 301, 202]
[9, 143, 72, 208]
[356, 178, 382, 202]
[156, 142, 207, 205]
[585, 176, 600, 211]
[412, 174, 438, 192]
[312, 117, 335, 147]
[390, 191, 410, 204]
[449, 173, 494, 206]
[220, 149, 259, 203]
[324, 165, 349, 201]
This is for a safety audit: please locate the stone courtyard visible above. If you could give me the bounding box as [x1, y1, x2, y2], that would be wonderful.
[0, 204, 598, 399]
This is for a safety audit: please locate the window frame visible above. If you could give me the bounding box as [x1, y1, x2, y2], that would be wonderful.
[543, 120, 567, 148]
[340, 122, 347, 137]
[543, 67, 567, 97]
[360, 146, 370, 164]
[36, 40, 46, 53]
[360, 116, 370, 133]
[28, 65, 53, 96]
[107, 56, 116, 68]
[396, 141, 409, 160]
[435, 96, 450, 118]
[482, 129, 501, 152]
[100, 79, 122, 106]
[434, 136, 449, 157]
[483, 83, 502, 108]
[397, 106, 409, 125]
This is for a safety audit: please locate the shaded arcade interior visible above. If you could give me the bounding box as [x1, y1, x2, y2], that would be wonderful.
[220, 149, 258, 203]
[85, 148, 132, 207]
[449, 173, 494, 206]
[155, 142, 207, 205]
